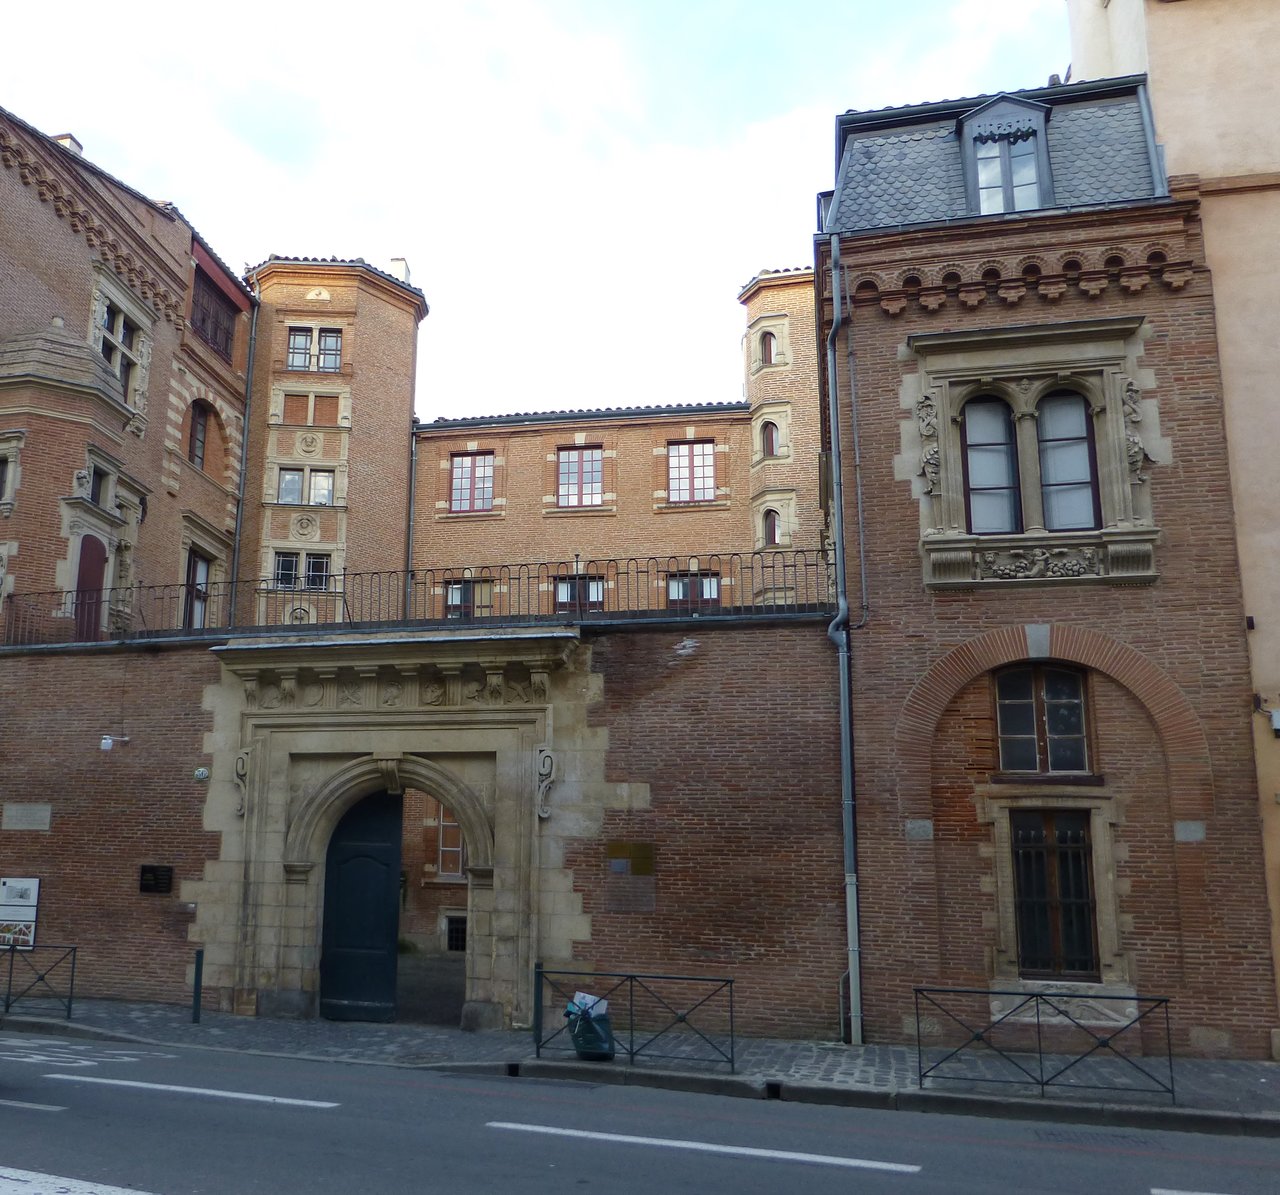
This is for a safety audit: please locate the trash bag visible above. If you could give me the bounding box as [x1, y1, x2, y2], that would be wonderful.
[564, 990, 615, 1061]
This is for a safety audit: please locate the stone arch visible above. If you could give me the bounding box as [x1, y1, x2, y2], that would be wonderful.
[894, 623, 1215, 821]
[284, 753, 494, 870]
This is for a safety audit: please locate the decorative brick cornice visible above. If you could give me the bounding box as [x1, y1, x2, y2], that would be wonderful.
[0, 124, 183, 325]
[825, 201, 1204, 318]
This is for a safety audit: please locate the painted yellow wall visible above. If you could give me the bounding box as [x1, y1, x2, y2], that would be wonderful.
[1069, 0, 1280, 1053]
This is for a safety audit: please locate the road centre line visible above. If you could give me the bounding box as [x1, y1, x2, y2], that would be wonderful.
[0, 1098, 64, 1111]
[0, 1164, 159, 1194]
[43, 1074, 338, 1107]
[486, 1122, 921, 1173]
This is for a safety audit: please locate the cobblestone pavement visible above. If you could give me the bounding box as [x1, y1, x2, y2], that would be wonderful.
[3, 997, 1279, 1123]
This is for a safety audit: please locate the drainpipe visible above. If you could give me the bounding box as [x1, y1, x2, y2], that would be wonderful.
[228, 287, 260, 625]
[825, 233, 869, 1045]
[404, 419, 418, 615]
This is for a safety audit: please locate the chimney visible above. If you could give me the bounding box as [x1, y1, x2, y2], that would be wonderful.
[387, 257, 411, 285]
[53, 134, 83, 157]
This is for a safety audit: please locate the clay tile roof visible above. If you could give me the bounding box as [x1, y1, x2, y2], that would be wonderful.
[420, 401, 749, 430]
[245, 254, 427, 303]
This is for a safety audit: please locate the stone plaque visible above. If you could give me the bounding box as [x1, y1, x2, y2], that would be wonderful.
[2, 803, 52, 832]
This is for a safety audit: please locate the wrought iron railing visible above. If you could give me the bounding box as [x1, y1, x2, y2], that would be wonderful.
[3, 550, 834, 647]
[534, 964, 736, 1073]
[914, 986, 1175, 1103]
[2, 945, 78, 1019]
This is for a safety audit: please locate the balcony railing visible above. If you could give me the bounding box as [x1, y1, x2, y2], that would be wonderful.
[2, 550, 835, 647]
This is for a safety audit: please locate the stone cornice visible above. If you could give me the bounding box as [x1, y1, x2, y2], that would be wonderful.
[0, 121, 185, 325]
[213, 630, 578, 675]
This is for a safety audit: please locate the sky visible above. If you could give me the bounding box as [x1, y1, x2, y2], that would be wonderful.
[5, 1, 1070, 420]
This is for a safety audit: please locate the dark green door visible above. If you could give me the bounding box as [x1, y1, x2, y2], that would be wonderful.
[319, 792, 403, 1022]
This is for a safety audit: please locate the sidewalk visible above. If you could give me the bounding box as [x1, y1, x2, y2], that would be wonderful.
[3, 998, 1279, 1137]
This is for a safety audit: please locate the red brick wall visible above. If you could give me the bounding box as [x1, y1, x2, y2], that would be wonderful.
[574, 624, 846, 1039]
[0, 646, 221, 1001]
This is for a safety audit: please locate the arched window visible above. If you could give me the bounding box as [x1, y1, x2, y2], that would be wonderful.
[188, 401, 211, 468]
[760, 331, 776, 366]
[1036, 391, 1099, 531]
[961, 398, 1020, 534]
[761, 420, 780, 457]
[763, 509, 781, 546]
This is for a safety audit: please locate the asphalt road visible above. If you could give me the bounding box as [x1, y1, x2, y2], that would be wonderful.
[0, 1032, 1278, 1194]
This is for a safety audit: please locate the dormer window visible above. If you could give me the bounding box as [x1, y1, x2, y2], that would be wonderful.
[960, 96, 1053, 217]
[976, 134, 1039, 214]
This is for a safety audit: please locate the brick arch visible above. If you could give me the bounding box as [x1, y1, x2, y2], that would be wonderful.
[894, 624, 1214, 820]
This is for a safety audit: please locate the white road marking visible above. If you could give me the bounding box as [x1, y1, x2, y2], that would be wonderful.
[486, 1121, 921, 1173]
[44, 1074, 338, 1107]
[0, 1040, 175, 1068]
[0, 1098, 64, 1111]
[0, 1164, 160, 1194]
[1151, 1189, 1240, 1195]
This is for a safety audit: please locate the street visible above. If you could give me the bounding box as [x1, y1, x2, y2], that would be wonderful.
[0, 1033, 1277, 1194]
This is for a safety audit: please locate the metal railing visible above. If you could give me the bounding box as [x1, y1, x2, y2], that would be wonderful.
[2, 945, 78, 1019]
[3, 549, 835, 647]
[914, 986, 1175, 1103]
[534, 964, 736, 1073]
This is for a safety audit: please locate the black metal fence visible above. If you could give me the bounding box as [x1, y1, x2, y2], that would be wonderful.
[534, 964, 736, 1073]
[914, 986, 1175, 1103]
[3, 550, 835, 647]
[2, 945, 78, 1019]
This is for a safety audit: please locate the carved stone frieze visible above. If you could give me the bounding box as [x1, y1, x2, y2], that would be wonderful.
[922, 529, 1159, 590]
[978, 545, 1101, 581]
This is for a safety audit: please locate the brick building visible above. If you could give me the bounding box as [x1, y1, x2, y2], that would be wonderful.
[0, 105, 844, 1038]
[818, 72, 1278, 1054]
[0, 105, 253, 637]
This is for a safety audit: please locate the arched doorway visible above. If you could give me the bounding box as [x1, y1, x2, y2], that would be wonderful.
[319, 791, 403, 1021]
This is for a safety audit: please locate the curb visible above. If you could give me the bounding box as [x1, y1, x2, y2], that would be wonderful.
[0, 1015, 142, 1045]
[5, 1019, 1280, 1138]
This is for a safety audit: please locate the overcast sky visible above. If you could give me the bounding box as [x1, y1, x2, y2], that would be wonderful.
[6, 1, 1069, 420]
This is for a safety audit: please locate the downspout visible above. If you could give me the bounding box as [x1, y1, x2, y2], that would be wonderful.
[228, 286, 260, 624]
[825, 233, 868, 1045]
[404, 419, 418, 613]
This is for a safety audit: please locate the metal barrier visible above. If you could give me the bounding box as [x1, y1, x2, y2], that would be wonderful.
[534, 964, 735, 1073]
[3, 549, 835, 647]
[2, 945, 78, 1019]
[914, 986, 1175, 1103]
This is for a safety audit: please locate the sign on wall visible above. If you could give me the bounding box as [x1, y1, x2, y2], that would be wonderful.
[0, 877, 40, 948]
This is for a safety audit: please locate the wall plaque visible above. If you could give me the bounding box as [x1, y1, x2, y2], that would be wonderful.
[2, 804, 52, 832]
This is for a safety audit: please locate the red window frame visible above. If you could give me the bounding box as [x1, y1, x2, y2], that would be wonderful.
[667, 441, 715, 504]
[449, 452, 495, 513]
[557, 446, 603, 507]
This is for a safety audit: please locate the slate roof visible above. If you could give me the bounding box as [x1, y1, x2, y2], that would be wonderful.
[823, 75, 1162, 236]
[420, 401, 749, 431]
